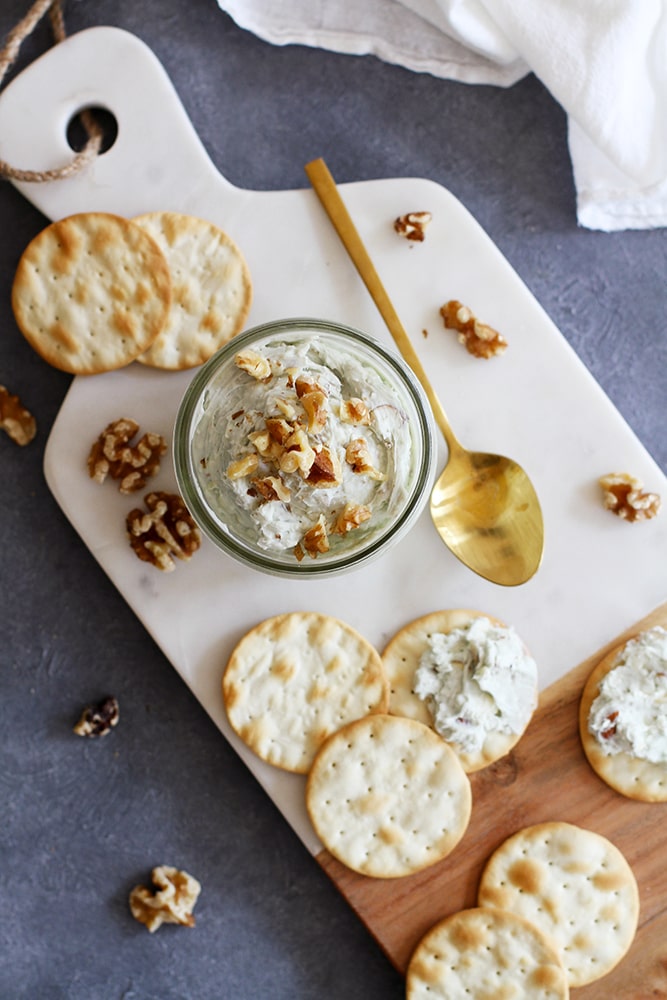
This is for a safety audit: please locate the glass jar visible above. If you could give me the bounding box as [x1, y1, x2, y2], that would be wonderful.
[173, 317, 436, 578]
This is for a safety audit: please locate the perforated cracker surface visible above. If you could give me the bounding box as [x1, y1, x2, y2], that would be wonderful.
[133, 211, 252, 369]
[406, 907, 568, 1000]
[477, 821, 639, 987]
[222, 612, 388, 773]
[306, 714, 471, 877]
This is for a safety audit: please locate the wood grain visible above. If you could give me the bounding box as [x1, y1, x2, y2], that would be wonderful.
[316, 601, 667, 998]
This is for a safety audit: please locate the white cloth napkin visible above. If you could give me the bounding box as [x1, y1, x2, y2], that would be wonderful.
[216, 0, 667, 231]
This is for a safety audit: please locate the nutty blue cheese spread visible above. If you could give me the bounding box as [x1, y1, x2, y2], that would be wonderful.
[414, 617, 538, 754]
[588, 626, 667, 764]
[191, 335, 416, 559]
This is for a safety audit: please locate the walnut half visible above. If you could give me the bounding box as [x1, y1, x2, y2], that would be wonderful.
[127, 492, 201, 572]
[0, 385, 36, 445]
[129, 866, 201, 933]
[88, 418, 166, 494]
[599, 472, 661, 522]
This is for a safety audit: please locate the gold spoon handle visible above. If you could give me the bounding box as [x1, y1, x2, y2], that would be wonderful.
[305, 158, 460, 455]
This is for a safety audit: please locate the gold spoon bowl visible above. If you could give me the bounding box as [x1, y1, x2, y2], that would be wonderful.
[305, 157, 544, 586]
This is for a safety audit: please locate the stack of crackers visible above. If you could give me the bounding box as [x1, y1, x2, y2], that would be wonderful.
[12, 210, 252, 374]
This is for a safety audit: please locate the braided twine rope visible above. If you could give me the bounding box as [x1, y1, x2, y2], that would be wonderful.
[0, 0, 101, 182]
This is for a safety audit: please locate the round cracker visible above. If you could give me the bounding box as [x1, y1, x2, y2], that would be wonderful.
[406, 907, 568, 1000]
[382, 609, 537, 772]
[132, 211, 252, 369]
[477, 821, 639, 987]
[579, 633, 667, 802]
[306, 714, 471, 878]
[11, 212, 171, 374]
[222, 611, 388, 774]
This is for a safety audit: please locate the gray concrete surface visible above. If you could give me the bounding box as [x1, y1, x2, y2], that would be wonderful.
[1, 2, 665, 998]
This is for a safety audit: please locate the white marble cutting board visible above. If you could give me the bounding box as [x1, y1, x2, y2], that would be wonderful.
[1, 27, 665, 854]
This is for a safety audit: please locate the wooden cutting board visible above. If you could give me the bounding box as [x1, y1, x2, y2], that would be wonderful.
[317, 601, 667, 997]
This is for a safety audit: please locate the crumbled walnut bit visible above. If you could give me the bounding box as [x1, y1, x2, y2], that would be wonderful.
[345, 438, 385, 480]
[227, 453, 260, 480]
[394, 211, 432, 242]
[235, 349, 272, 381]
[339, 397, 371, 426]
[127, 492, 201, 572]
[599, 472, 661, 522]
[294, 376, 323, 399]
[88, 418, 167, 493]
[305, 445, 342, 487]
[250, 476, 291, 502]
[440, 299, 507, 359]
[248, 429, 283, 462]
[280, 427, 316, 477]
[302, 515, 329, 558]
[300, 388, 328, 434]
[0, 385, 36, 445]
[73, 696, 119, 738]
[129, 866, 201, 933]
[334, 503, 372, 534]
[275, 397, 298, 421]
[265, 417, 293, 446]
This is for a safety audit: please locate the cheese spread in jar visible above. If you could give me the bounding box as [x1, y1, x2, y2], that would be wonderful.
[587, 626, 667, 764]
[414, 616, 538, 755]
[174, 319, 436, 576]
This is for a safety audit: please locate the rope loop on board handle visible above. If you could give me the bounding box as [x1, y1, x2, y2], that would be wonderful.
[0, 0, 101, 182]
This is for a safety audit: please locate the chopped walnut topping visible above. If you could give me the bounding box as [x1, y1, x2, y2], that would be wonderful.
[129, 866, 201, 933]
[265, 417, 293, 446]
[88, 418, 167, 494]
[334, 503, 372, 534]
[0, 385, 36, 445]
[127, 492, 201, 572]
[250, 476, 291, 503]
[302, 515, 329, 558]
[305, 445, 342, 487]
[440, 300, 507, 359]
[73, 696, 119, 737]
[235, 349, 272, 381]
[227, 453, 260, 480]
[340, 397, 371, 426]
[394, 211, 432, 242]
[279, 427, 316, 477]
[248, 429, 283, 463]
[300, 388, 328, 434]
[275, 397, 298, 421]
[345, 438, 385, 480]
[599, 472, 661, 522]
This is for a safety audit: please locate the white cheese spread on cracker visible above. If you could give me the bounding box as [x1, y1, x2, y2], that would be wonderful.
[588, 626, 667, 764]
[192, 335, 416, 558]
[414, 617, 538, 754]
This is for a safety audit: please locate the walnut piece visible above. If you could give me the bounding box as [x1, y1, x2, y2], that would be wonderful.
[235, 349, 272, 381]
[394, 211, 432, 242]
[129, 866, 201, 933]
[88, 418, 166, 494]
[334, 503, 372, 534]
[345, 438, 385, 480]
[599, 472, 661, 522]
[73, 696, 119, 737]
[440, 299, 507, 359]
[0, 385, 36, 445]
[301, 514, 330, 559]
[227, 453, 259, 480]
[339, 397, 371, 426]
[127, 492, 201, 572]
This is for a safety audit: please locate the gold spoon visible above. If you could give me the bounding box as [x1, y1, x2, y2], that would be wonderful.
[305, 157, 544, 586]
